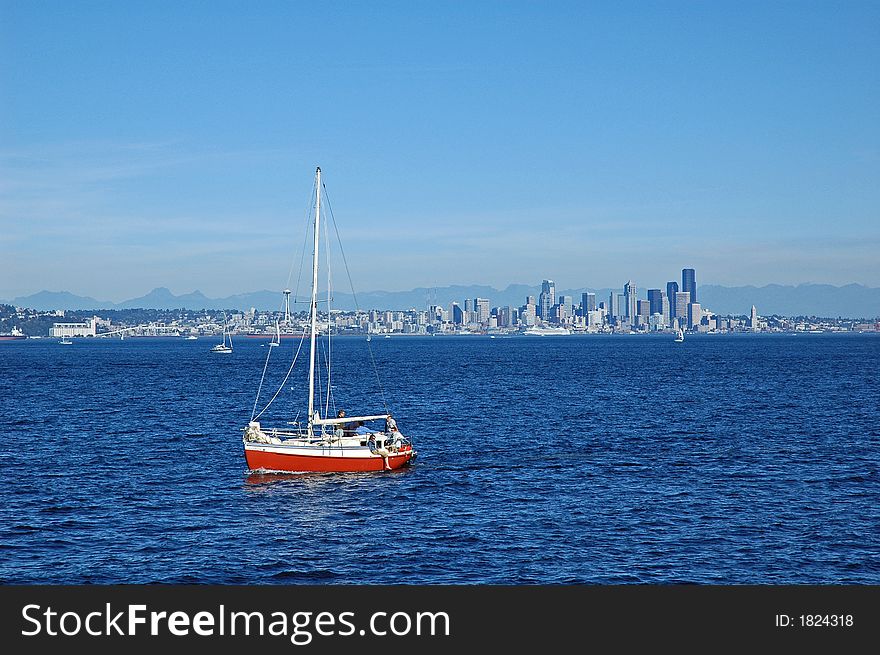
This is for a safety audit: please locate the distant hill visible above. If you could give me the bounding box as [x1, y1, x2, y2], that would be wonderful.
[6, 283, 880, 318]
[7, 290, 116, 310]
[115, 287, 214, 310]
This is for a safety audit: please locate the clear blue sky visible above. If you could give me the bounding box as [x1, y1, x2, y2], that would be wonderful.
[1, 0, 878, 301]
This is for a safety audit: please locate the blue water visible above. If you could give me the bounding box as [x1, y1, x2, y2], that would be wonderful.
[1, 334, 878, 584]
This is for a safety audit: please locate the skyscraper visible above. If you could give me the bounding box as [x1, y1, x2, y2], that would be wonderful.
[660, 296, 670, 326]
[647, 289, 664, 315]
[623, 281, 637, 320]
[750, 305, 758, 331]
[636, 299, 650, 327]
[450, 302, 463, 325]
[581, 292, 596, 316]
[666, 281, 679, 318]
[557, 295, 573, 322]
[675, 292, 690, 325]
[538, 280, 555, 319]
[688, 302, 701, 329]
[682, 268, 696, 303]
[474, 298, 490, 324]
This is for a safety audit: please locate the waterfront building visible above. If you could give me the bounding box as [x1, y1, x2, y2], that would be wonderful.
[661, 296, 670, 326]
[751, 305, 759, 331]
[666, 281, 679, 318]
[50, 318, 97, 338]
[616, 294, 625, 322]
[587, 309, 604, 327]
[649, 312, 664, 331]
[682, 268, 697, 303]
[624, 280, 637, 320]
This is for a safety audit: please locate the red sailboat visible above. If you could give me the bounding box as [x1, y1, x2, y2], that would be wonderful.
[242, 167, 417, 473]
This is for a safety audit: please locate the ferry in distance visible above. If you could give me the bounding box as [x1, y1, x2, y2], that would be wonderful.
[524, 326, 571, 336]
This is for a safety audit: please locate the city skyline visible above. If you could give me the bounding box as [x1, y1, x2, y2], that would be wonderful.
[2, 3, 879, 300]
[5, 277, 880, 321]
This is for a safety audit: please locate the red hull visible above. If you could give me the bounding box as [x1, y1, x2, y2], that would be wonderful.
[245, 447, 415, 473]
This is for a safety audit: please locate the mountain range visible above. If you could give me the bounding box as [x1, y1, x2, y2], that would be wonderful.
[5, 283, 880, 318]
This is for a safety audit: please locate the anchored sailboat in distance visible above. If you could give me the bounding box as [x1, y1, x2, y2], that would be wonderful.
[211, 320, 233, 353]
[268, 320, 280, 347]
[674, 328, 685, 343]
[243, 167, 417, 473]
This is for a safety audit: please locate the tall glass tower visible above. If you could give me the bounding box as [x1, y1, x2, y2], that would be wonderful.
[624, 281, 637, 320]
[539, 280, 555, 319]
[682, 268, 696, 303]
[647, 289, 664, 315]
[666, 281, 679, 318]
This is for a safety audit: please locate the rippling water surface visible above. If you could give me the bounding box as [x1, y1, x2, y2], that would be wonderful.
[1, 334, 878, 584]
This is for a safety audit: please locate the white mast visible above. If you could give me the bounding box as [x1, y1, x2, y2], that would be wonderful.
[307, 167, 322, 436]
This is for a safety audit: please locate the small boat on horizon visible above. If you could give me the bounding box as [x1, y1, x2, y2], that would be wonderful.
[674, 328, 685, 343]
[211, 321, 233, 353]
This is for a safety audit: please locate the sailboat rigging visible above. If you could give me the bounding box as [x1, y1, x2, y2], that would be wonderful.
[242, 167, 417, 473]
